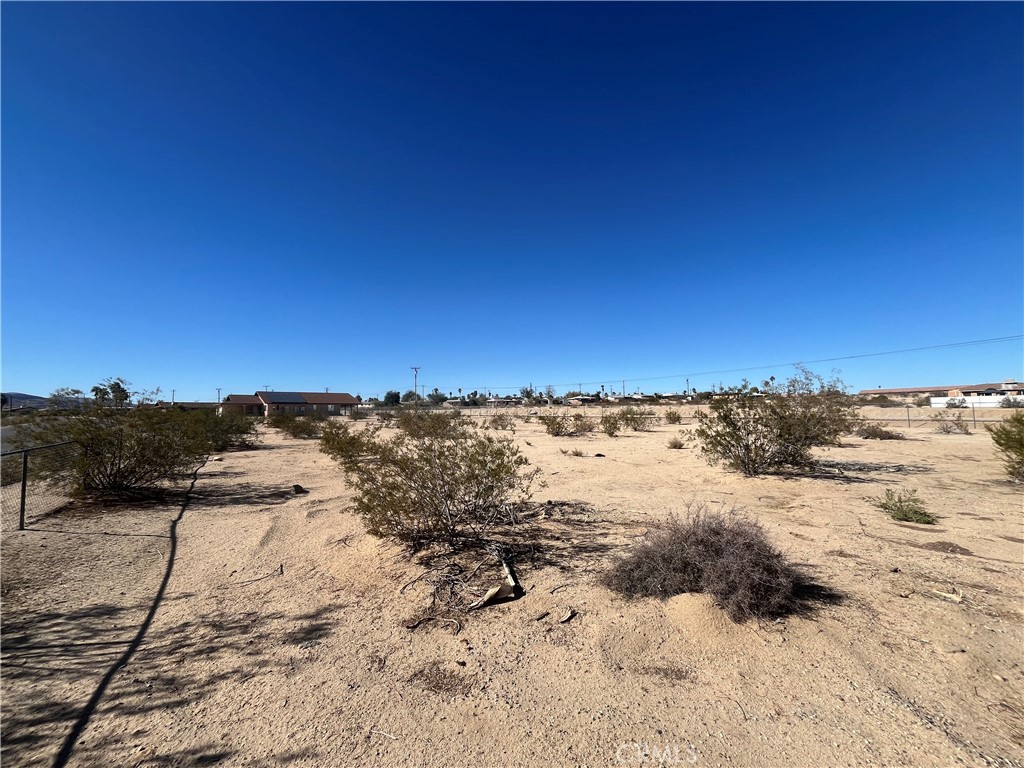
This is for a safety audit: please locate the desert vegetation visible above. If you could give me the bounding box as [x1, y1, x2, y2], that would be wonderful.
[601, 504, 799, 622]
[538, 411, 596, 437]
[12, 380, 257, 499]
[320, 415, 539, 549]
[868, 488, 935, 524]
[856, 422, 905, 440]
[986, 411, 1024, 481]
[694, 368, 856, 476]
[931, 411, 971, 434]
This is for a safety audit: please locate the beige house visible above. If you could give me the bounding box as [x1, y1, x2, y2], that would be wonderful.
[219, 391, 360, 417]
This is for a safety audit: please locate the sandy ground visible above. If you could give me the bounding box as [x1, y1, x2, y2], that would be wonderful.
[2, 407, 1022, 768]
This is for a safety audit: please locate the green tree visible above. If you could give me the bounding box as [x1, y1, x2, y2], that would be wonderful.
[427, 387, 447, 405]
[383, 390, 401, 407]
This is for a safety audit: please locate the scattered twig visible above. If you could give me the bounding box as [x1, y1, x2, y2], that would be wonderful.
[234, 564, 283, 586]
[550, 584, 572, 594]
[558, 608, 576, 623]
[369, 729, 398, 740]
[534, 611, 550, 621]
[405, 616, 462, 634]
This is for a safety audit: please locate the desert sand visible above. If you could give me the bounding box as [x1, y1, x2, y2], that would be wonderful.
[2, 407, 1022, 767]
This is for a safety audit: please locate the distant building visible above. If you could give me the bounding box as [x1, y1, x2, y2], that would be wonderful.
[218, 391, 359, 417]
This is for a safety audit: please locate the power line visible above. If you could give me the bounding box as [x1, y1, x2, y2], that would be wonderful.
[428, 335, 1023, 393]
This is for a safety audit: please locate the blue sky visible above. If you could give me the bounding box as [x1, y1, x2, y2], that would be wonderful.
[3, 3, 1021, 400]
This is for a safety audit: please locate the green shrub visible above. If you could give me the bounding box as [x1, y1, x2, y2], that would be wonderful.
[694, 368, 855, 476]
[664, 409, 682, 425]
[667, 437, 685, 449]
[538, 412, 595, 437]
[986, 412, 1024, 481]
[321, 418, 539, 548]
[395, 410, 471, 438]
[600, 411, 621, 436]
[868, 488, 935, 524]
[856, 423, 905, 440]
[1000, 396, 1024, 409]
[600, 505, 798, 622]
[270, 414, 323, 439]
[12, 407, 215, 499]
[945, 397, 967, 409]
[488, 413, 516, 431]
[350, 409, 369, 421]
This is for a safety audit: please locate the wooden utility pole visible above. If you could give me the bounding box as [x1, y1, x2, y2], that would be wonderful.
[411, 367, 420, 410]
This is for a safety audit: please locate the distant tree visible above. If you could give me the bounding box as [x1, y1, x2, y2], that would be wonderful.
[520, 386, 535, 402]
[401, 389, 420, 403]
[91, 385, 111, 406]
[104, 377, 131, 408]
[50, 388, 83, 408]
[427, 388, 447, 405]
[383, 390, 401, 407]
[2, 393, 9, 410]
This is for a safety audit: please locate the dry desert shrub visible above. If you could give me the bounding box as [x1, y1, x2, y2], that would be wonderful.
[986, 412, 1024, 481]
[664, 409, 683, 425]
[931, 411, 971, 434]
[856, 422, 905, 440]
[601, 505, 798, 622]
[667, 436, 685, 449]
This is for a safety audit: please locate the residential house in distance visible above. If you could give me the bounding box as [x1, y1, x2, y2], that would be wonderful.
[857, 381, 1022, 408]
[219, 391, 360, 417]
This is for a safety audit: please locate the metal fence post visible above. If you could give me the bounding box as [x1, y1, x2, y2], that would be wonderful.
[906, 406, 911, 428]
[19, 450, 29, 530]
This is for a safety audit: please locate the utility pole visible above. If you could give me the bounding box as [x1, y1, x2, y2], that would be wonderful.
[172, 389, 176, 404]
[216, 388, 221, 403]
[325, 387, 329, 393]
[263, 385, 270, 392]
[411, 367, 420, 410]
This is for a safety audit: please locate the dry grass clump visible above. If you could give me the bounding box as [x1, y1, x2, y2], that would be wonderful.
[601, 505, 797, 622]
[667, 437, 685, 449]
[868, 488, 935, 524]
[856, 423, 905, 440]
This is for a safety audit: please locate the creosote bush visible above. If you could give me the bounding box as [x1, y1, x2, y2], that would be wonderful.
[320, 418, 539, 549]
[538, 412, 595, 437]
[1000, 396, 1024, 409]
[856, 423, 905, 440]
[487, 413, 516, 431]
[395, 409, 471, 438]
[667, 436, 685, 450]
[269, 413, 324, 439]
[14, 405, 234, 499]
[601, 505, 798, 622]
[664, 409, 683, 425]
[618, 406, 659, 432]
[986, 412, 1024, 481]
[600, 411, 621, 437]
[868, 488, 935, 524]
[694, 368, 856, 476]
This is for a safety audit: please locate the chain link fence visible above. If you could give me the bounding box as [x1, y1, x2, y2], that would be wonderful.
[1, 442, 80, 531]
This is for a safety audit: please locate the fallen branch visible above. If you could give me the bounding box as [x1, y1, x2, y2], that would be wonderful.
[405, 616, 462, 634]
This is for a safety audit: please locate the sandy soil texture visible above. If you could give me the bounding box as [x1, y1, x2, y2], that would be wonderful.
[2, 408, 1022, 768]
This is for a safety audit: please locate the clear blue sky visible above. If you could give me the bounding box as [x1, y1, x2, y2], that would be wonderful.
[3, 3, 1021, 400]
